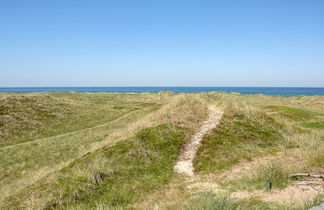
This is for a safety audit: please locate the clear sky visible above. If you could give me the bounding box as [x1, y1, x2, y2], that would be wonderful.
[1, 0, 324, 87]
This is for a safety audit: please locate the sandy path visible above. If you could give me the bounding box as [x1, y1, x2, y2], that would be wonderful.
[174, 106, 223, 176]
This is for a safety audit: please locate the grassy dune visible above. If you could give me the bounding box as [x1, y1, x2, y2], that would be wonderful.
[0, 92, 323, 209]
[0, 92, 169, 201]
[0, 92, 152, 147]
[194, 107, 283, 172]
[2, 124, 188, 209]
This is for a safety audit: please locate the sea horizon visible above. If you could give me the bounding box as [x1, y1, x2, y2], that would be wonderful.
[1, 86, 324, 97]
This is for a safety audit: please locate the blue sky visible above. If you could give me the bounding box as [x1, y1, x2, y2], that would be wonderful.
[0, 0, 323, 87]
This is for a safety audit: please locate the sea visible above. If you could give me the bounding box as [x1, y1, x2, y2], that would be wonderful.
[0, 87, 324, 97]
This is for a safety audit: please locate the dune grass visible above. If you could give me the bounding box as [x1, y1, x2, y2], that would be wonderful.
[134, 93, 324, 209]
[0, 92, 170, 201]
[266, 106, 324, 121]
[0, 105, 158, 201]
[183, 192, 289, 210]
[222, 162, 291, 191]
[194, 108, 283, 172]
[307, 146, 324, 168]
[1, 92, 323, 209]
[182, 191, 323, 210]
[1, 124, 188, 209]
[0, 93, 207, 208]
[0, 92, 151, 147]
[303, 121, 324, 129]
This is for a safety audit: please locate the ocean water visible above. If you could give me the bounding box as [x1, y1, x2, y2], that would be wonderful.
[0, 87, 324, 97]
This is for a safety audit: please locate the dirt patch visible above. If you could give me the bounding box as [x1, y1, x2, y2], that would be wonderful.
[174, 106, 223, 176]
[217, 148, 306, 181]
[187, 149, 324, 205]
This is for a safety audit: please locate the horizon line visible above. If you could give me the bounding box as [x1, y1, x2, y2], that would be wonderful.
[1, 86, 324, 88]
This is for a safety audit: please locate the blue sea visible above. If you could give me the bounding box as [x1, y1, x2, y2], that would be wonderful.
[0, 87, 324, 97]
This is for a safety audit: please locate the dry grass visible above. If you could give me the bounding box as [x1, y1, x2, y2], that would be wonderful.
[0, 92, 161, 147]
[0, 92, 174, 201]
[0, 93, 208, 208]
[135, 92, 324, 209]
[1, 92, 323, 209]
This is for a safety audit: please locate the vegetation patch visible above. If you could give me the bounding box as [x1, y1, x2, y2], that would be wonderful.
[1, 124, 188, 209]
[303, 121, 324, 129]
[307, 146, 324, 168]
[183, 192, 289, 210]
[0, 93, 155, 147]
[0, 103, 158, 201]
[222, 162, 291, 191]
[266, 106, 324, 121]
[194, 109, 283, 172]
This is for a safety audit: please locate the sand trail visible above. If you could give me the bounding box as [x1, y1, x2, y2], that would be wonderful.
[174, 106, 223, 176]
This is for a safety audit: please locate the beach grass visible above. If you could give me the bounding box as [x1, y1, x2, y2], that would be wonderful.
[194, 107, 283, 172]
[0, 92, 323, 209]
[1, 124, 188, 209]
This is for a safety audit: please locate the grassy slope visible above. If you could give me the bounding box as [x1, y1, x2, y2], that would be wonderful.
[0, 92, 166, 201]
[1, 124, 188, 209]
[194, 108, 283, 172]
[1, 92, 324, 209]
[0, 92, 163, 147]
[188, 93, 324, 209]
[137, 93, 324, 209]
[195, 92, 324, 172]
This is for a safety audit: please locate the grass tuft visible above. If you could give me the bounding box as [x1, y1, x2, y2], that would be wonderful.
[222, 162, 291, 191]
[183, 192, 289, 210]
[307, 146, 324, 168]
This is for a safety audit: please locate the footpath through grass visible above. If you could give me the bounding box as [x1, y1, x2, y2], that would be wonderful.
[0, 92, 156, 147]
[0, 92, 164, 202]
[1, 124, 188, 209]
[194, 108, 283, 173]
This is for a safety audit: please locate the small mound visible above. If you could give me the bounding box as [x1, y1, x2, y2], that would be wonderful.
[194, 108, 283, 172]
[1, 124, 188, 209]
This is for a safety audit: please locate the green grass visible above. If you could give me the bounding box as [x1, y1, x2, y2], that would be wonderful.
[194, 109, 283, 172]
[266, 106, 324, 121]
[222, 162, 291, 191]
[303, 121, 324, 129]
[182, 192, 323, 210]
[0, 92, 157, 147]
[183, 192, 289, 210]
[1, 92, 324, 209]
[1, 124, 188, 209]
[0, 105, 158, 200]
[0, 92, 165, 202]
